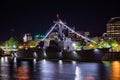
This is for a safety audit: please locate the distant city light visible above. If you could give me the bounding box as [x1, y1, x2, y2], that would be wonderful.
[13, 45, 17, 48]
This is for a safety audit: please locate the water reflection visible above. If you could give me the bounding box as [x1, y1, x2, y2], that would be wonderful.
[0, 57, 120, 80]
[33, 58, 36, 64]
[84, 75, 95, 80]
[17, 61, 31, 80]
[75, 66, 82, 80]
[72, 61, 76, 65]
[75, 62, 104, 80]
[109, 61, 120, 80]
[0, 57, 9, 80]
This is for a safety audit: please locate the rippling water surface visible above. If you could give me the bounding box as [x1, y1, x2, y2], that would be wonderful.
[0, 57, 120, 80]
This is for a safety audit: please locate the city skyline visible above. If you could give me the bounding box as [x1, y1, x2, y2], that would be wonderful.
[0, 0, 120, 40]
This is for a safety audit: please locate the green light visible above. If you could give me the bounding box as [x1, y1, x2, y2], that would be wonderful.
[35, 34, 45, 38]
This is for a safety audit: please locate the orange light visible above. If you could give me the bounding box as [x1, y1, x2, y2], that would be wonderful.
[29, 46, 35, 48]
[18, 46, 23, 49]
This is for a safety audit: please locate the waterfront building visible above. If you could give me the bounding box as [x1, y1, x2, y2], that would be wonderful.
[102, 33, 108, 40]
[68, 27, 90, 41]
[23, 33, 33, 43]
[107, 17, 120, 43]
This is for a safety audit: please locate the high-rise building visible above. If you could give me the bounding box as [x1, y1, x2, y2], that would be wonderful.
[107, 17, 120, 42]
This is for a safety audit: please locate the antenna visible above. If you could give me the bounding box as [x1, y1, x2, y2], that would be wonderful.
[56, 13, 60, 19]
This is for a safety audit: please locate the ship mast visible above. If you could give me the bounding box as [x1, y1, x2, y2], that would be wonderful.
[36, 18, 96, 48]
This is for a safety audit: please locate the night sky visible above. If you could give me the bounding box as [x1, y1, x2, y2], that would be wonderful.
[0, 0, 120, 40]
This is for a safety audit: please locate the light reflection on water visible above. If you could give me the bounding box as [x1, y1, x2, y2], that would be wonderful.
[0, 57, 120, 80]
[109, 61, 120, 80]
[17, 61, 31, 80]
[75, 66, 82, 80]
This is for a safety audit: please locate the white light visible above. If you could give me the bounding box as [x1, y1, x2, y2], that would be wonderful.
[43, 52, 47, 58]
[43, 59, 46, 62]
[94, 48, 99, 52]
[4, 57, 8, 63]
[59, 60, 63, 64]
[42, 59, 47, 65]
[25, 47, 28, 50]
[13, 45, 17, 48]
[59, 51, 62, 57]
[75, 66, 83, 80]
[58, 60, 63, 71]
[33, 58, 36, 64]
[73, 51, 77, 54]
[43, 49, 47, 57]
[72, 51, 78, 58]
[72, 61, 76, 67]
[0, 57, 4, 63]
[72, 61, 76, 65]
[33, 52, 37, 58]
[14, 57, 17, 63]
[14, 52, 17, 57]
[72, 43, 76, 47]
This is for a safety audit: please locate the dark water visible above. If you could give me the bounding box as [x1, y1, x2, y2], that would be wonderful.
[0, 57, 120, 80]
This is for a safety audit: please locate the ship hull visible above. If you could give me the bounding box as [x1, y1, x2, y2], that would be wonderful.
[11, 47, 109, 61]
[45, 48, 109, 61]
[76, 48, 109, 61]
[11, 48, 44, 59]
